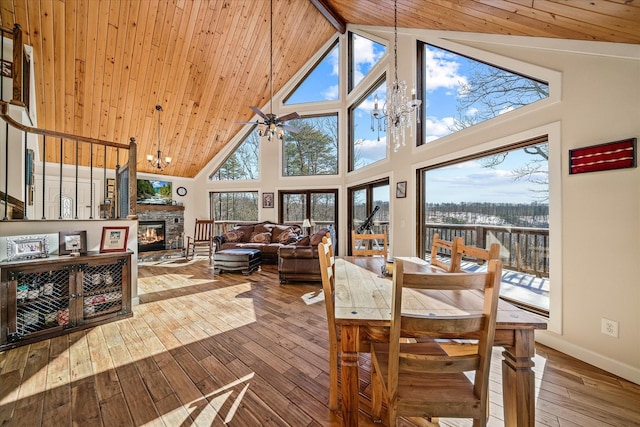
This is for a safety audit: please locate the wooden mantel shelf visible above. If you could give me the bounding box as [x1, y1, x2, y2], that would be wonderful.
[137, 204, 185, 211]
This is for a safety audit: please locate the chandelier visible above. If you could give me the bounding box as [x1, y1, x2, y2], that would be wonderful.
[371, 0, 422, 152]
[147, 105, 171, 170]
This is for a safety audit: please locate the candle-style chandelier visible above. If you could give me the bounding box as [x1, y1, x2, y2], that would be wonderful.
[371, 0, 422, 152]
[147, 105, 171, 170]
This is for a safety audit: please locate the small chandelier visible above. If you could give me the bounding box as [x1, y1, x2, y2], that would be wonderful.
[147, 105, 171, 170]
[371, 0, 422, 152]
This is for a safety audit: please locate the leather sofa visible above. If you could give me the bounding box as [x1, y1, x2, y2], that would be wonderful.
[278, 227, 334, 284]
[213, 222, 303, 264]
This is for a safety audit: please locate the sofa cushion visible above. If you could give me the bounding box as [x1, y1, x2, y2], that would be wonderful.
[275, 230, 298, 244]
[250, 232, 271, 244]
[224, 230, 244, 243]
[271, 225, 296, 243]
[234, 225, 255, 242]
[310, 228, 330, 246]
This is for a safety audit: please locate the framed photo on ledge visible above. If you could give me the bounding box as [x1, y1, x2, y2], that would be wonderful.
[59, 230, 88, 255]
[7, 235, 49, 261]
[100, 226, 129, 253]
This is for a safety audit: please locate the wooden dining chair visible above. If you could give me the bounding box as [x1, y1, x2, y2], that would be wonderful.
[351, 229, 388, 257]
[429, 233, 463, 272]
[453, 241, 501, 272]
[369, 258, 503, 426]
[318, 238, 340, 410]
[185, 219, 216, 262]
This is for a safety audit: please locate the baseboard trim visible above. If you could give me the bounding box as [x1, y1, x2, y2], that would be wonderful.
[536, 331, 640, 385]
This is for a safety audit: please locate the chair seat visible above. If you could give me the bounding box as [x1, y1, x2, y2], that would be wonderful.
[371, 342, 482, 417]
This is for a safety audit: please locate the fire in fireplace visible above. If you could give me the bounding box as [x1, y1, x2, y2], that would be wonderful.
[138, 220, 166, 252]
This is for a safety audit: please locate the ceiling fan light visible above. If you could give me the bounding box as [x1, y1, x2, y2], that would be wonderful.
[147, 154, 154, 161]
[165, 157, 172, 164]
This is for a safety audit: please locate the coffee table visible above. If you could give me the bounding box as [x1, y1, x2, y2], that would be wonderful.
[213, 248, 261, 275]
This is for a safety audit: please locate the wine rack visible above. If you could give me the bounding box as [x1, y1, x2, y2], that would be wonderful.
[1, 252, 132, 351]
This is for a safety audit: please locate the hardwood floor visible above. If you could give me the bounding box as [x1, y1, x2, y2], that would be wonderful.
[1, 258, 638, 426]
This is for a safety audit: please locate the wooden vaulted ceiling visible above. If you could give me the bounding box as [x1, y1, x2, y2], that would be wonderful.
[0, 0, 639, 178]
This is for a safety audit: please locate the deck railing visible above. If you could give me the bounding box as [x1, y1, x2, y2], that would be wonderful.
[425, 223, 549, 277]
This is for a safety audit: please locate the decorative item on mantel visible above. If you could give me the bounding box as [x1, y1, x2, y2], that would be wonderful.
[147, 105, 171, 170]
[371, 0, 422, 152]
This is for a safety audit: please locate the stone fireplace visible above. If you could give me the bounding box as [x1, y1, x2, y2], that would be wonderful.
[137, 205, 185, 252]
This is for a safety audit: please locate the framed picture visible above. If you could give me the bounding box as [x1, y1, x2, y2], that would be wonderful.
[1, 59, 11, 78]
[100, 226, 129, 253]
[396, 181, 407, 198]
[7, 235, 49, 261]
[59, 230, 88, 255]
[262, 192, 274, 208]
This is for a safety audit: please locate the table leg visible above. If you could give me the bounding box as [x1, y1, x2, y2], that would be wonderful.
[502, 329, 536, 427]
[341, 325, 360, 427]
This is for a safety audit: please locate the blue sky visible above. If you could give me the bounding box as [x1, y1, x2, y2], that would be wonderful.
[284, 34, 548, 205]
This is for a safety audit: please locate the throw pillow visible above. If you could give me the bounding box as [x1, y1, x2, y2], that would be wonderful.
[310, 228, 330, 246]
[234, 225, 255, 242]
[277, 230, 297, 244]
[250, 232, 271, 244]
[224, 230, 243, 242]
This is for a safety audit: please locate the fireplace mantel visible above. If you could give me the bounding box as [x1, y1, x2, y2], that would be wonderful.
[137, 204, 185, 212]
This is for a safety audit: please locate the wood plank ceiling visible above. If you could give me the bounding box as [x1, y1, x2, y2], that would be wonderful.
[0, 0, 639, 178]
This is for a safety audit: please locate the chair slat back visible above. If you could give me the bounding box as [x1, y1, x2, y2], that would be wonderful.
[429, 233, 463, 272]
[387, 258, 502, 415]
[194, 219, 215, 242]
[453, 241, 500, 272]
[351, 230, 388, 257]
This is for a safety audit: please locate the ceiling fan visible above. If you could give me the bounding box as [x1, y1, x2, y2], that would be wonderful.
[237, 0, 300, 141]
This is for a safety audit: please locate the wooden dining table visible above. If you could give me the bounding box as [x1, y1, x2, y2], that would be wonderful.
[334, 256, 547, 427]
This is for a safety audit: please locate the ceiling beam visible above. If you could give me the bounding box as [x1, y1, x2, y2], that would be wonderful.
[310, 0, 346, 33]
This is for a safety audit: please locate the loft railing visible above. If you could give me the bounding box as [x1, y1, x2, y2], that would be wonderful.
[1, 24, 137, 221]
[425, 223, 550, 278]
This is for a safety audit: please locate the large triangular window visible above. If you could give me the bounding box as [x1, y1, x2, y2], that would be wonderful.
[209, 127, 259, 180]
[284, 40, 339, 105]
[418, 42, 549, 144]
[349, 32, 386, 92]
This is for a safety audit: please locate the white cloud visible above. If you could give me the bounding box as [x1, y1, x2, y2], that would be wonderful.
[323, 84, 339, 100]
[424, 48, 467, 92]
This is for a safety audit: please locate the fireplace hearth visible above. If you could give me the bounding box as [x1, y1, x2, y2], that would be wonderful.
[138, 220, 166, 252]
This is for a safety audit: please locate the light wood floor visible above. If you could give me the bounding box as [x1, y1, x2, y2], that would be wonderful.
[1, 258, 639, 426]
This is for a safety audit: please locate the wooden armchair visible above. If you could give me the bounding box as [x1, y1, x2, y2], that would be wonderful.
[185, 219, 215, 261]
[370, 258, 503, 426]
[351, 229, 388, 257]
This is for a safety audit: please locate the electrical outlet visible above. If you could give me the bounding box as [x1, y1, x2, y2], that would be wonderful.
[601, 318, 619, 338]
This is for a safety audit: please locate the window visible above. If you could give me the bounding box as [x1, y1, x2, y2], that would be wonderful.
[348, 179, 390, 253]
[210, 191, 258, 223]
[283, 114, 338, 176]
[284, 40, 339, 104]
[210, 128, 259, 180]
[349, 77, 387, 171]
[417, 42, 549, 144]
[279, 189, 338, 244]
[418, 138, 549, 315]
[349, 32, 386, 92]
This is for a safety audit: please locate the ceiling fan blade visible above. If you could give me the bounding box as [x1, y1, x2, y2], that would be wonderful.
[250, 106, 269, 120]
[278, 112, 301, 122]
[281, 124, 301, 133]
[236, 121, 259, 125]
